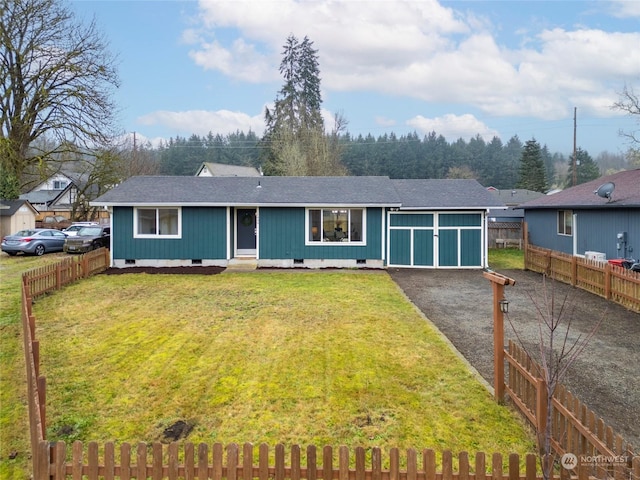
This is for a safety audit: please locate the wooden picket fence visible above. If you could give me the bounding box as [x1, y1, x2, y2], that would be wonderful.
[504, 340, 638, 480]
[33, 440, 640, 480]
[524, 244, 640, 313]
[24, 247, 110, 297]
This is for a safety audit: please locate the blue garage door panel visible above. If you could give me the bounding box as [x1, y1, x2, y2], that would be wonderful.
[440, 213, 482, 227]
[438, 230, 459, 267]
[390, 230, 411, 265]
[390, 214, 433, 227]
[460, 230, 481, 266]
[413, 230, 434, 266]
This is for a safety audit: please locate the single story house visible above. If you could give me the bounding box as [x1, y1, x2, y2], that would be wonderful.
[0, 199, 38, 238]
[91, 176, 506, 269]
[518, 168, 640, 261]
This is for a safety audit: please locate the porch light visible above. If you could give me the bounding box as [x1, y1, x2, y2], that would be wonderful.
[499, 298, 509, 314]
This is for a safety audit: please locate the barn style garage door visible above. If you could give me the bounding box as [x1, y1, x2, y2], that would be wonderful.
[388, 212, 483, 268]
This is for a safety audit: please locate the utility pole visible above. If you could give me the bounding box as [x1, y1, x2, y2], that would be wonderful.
[572, 107, 577, 187]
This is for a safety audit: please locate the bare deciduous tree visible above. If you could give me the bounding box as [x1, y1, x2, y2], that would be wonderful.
[0, 0, 120, 193]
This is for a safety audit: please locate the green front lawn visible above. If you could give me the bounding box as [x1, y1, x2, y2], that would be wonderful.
[32, 270, 534, 462]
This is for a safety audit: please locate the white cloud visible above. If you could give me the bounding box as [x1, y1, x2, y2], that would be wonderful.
[406, 114, 500, 142]
[607, 0, 640, 17]
[137, 109, 266, 137]
[185, 0, 640, 122]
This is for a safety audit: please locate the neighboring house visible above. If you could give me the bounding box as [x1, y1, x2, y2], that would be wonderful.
[518, 168, 640, 260]
[0, 199, 38, 238]
[19, 172, 78, 214]
[91, 176, 505, 269]
[486, 188, 545, 248]
[196, 162, 262, 177]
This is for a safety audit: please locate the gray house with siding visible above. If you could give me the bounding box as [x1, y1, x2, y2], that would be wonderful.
[91, 176, 505, 269]
[518, 168, 640, 261]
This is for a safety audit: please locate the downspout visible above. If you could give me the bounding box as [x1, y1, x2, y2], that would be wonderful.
[107, 206, 114, 267]
[572, 213, 578, 256]
[483, 209, 489, 268]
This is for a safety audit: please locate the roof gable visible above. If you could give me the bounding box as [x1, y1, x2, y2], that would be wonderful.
[519, 169, 640, 209]
[0, 199, 37, 216]
[196, 162, 261, 177]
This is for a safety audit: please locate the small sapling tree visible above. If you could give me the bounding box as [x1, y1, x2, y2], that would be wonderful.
[507, 274, 602, 480]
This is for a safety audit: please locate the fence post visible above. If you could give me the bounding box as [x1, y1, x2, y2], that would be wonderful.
[482, 271, 516, 402]
[56, 263, 62, 290]
[536, 377, 548, 438]
[571, 256, 577, 286]
[604, 262, 612, 300]
[82, 252, 89, 278]
[38, 376, 46, 439]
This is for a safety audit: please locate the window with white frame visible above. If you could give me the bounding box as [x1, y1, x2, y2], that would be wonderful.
[135, 207, 181, 237]
[557, 210, 572, 236]
[307, 208, 365, 243]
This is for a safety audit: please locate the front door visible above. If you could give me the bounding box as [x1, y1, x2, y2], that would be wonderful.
[236, 208, 257, 256]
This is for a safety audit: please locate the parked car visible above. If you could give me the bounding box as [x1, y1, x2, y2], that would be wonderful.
[63, 225, 110, 253]
[62, 222, 100, 236]
[35, 215, 72, 230]
[1, 229, 68, 256]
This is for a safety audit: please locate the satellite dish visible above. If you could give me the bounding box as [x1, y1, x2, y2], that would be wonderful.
[594, 182, 615, 201]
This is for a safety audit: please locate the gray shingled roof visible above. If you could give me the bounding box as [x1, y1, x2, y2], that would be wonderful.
[92, 176, 507, 209]
[391, 179, 506, 209]
[0, 199, 34, 216]
[519, 168, 640, 209]
[93, 176, 403, 206]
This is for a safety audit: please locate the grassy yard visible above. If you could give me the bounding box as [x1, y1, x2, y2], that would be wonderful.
[34, 270, 534, 460]
[1, 253, 532, 478]
[488, 248, 524, 270]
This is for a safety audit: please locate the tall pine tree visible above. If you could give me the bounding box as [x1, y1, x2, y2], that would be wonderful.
[262, 35, 346, 176]
[516, 139, 547, 192]
[566, 148, 600, 186]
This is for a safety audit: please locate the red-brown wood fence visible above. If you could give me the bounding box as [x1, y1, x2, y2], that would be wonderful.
[504, 340, 637, 480]
[524, 244, 640, 313]
[34, 441, 640, 480]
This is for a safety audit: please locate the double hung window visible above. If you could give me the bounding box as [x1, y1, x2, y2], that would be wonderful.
[307, 208, 364, 243]
[135, 207, 181, 238]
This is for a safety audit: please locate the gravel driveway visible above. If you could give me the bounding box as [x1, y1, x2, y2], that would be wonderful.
[388, 268, 640, 449]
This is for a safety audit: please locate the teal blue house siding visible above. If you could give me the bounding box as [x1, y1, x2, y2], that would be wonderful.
[259, 207, 383, 260]
[112, 206, 227, 260]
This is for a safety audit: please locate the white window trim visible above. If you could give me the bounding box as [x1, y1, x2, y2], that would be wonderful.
[557, 210, 573, 236]
[133, 206, 182, 239]
[305, 207, 367, 246]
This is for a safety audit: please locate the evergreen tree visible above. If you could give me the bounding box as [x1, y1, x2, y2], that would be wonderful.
[566, 148, 600, 186]
[516, 138, 547, 192]
[262, 35, 345, 176]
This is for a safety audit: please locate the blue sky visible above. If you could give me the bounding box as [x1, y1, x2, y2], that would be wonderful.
[71, 0, 640, 157]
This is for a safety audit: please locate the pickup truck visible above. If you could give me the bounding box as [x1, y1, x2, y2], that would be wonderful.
[35, 215, 72, 230]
